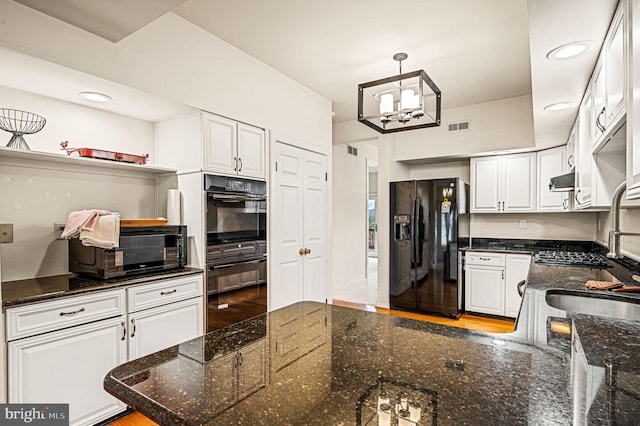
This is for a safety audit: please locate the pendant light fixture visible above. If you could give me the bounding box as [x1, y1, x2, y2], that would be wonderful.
[358, 53, 441, 133]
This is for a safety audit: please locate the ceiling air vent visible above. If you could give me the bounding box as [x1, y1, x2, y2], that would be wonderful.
[347, 145, 358, 156]
[448, 120, 471, 133]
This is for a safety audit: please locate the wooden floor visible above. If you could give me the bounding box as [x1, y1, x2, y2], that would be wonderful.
[108, 299, 513, 425]
[332, 299, 515, 333]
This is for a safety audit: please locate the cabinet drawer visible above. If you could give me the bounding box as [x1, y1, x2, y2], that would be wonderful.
[6, 289, 125, 341]
[466, 252, 506, 267]
[127, 274, 203, 312]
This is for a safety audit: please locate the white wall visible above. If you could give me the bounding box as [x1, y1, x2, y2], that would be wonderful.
[0, 86, 155, 158]
[0, 89, 160, 281]
[333, 95, 535, 161]
[0, 2, 332, 152]
[471, 213, 597, 241]
[597, 208, 640, 261]
[331, 141, 378, 296]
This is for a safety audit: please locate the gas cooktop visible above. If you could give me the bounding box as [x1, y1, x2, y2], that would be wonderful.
[534, 250, 612, 268]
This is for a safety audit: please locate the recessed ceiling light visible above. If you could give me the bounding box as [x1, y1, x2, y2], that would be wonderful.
[79, 92, 112, 103]
[544, 102, 574, 112]
[547, 42, 590, 60]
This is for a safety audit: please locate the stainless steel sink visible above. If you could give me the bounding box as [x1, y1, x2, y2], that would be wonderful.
[545, 291, 640, 321]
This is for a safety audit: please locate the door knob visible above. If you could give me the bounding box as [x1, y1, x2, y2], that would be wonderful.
[299, 248, 305, 256]
[305, 248, 311, 255]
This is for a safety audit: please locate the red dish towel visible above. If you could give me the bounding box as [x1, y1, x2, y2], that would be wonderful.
[61, 209, 112, 239]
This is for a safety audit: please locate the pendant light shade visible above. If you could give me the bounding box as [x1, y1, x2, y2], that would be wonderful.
[358, 53, 441, 133]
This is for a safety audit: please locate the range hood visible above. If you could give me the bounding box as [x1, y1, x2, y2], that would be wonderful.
[549, 171, 575, 192]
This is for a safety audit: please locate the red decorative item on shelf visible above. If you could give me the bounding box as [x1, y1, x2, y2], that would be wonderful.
[60, 141, 149, 165]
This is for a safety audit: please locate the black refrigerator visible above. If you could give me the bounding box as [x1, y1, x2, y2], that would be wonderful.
[389, 178, 469, 317]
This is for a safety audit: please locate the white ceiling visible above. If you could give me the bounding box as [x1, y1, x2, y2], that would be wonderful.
[1, 0, 620, 149]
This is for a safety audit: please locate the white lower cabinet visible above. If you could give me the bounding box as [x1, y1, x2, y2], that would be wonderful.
[504, 254, 532, 318]
[465, 252, 530, 318]
[8, 312, 127, 426]
[127, 296, 203, 360]
[6, 274, 204, 426]
[465, 265, 505, 316]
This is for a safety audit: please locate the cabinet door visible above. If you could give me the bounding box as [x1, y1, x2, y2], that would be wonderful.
[205, 351, 237, 413]
[203, 114, 238, 175]
[470, 156, 500, 213]
[9, 317, 127, 426]
[502, 152, 537, 212]
[237, 339, 267, 400]
[605, 6, 625, 126]
[237, 123, 266, 179]
[627, 0, 640, 199]
[464, 266, 504, 316]
[537, 147, 569, 212]
[128, 297, 203, 360]
[575, 91, 593, 208]
[504, 254, 531, 318]
[592, 62, 607, 144]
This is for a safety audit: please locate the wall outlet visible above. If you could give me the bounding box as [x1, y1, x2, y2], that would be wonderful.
[54, 223, 66, 240]
[519, 219, 526, 229]
[0, 223, 13, 243]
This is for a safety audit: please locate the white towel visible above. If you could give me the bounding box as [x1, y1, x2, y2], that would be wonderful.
[80, 215, 120, 249]
[61, 209, 112, 239]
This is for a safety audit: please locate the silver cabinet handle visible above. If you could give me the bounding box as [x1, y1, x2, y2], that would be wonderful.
[233, 157, 238, 171]
[60, 307, 85, 316]
[238, 352, 243, 366]
[238, 157, 243, 172]
[479, 257, 491, 261]
[130, 319, 136, 338]
[121, 321, 126, 341]
[160, 289, 177, 296]
[501, 270, 505, 280]
[596, 106, 606, 133]
[517, 280, 526, 297]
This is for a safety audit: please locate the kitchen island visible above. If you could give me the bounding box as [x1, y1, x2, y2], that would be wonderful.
[103, 254, 640, 425]
[104, 300, 573, 425]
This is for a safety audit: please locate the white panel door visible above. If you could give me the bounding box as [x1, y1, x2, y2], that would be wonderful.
[237, 123, 266, 179]
[271, 142, 305, 310]
[502, 152, 536, 212]
[303, 151, 327, 303]
[470, 156, 500, 212]
[504, 254, 531, 318]
[203, 113, 238, 175]
[128, 297, 203, 360]
[9, 317, 127, 426]
[270, 140, 327, 310]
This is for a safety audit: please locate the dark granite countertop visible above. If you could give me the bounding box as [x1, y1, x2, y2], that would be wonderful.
[105, 301, 573, 425]
[462, 238, 605, 255]
[1, 268, 203, 309]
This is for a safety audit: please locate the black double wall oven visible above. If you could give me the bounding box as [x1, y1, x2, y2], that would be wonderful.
[205, 175, 267, 332]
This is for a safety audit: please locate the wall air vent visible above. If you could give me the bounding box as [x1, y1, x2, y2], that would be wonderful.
[347, 145, 358, 156]
[447, 120, 471, 133]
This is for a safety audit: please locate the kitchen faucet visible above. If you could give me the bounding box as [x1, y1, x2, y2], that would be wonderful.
[606, 182, 640, 258]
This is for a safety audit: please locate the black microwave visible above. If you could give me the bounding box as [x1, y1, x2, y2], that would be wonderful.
[69, 225, 187, 279]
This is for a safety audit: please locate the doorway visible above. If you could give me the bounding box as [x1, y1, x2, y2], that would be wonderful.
[367, 163, 378, 303]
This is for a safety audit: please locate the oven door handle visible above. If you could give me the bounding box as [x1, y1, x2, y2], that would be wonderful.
[207, 193, 266, 202]
[209, 259, 265, 270]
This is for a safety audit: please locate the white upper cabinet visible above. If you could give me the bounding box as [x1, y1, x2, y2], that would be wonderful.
[575, 89, 594, 209]
[236, 123, 267, 179]
[471, 152, 536, 213]
[537, 146, 570, 212]
[156, 112, 266, 179]
[627, 0, 640, 199]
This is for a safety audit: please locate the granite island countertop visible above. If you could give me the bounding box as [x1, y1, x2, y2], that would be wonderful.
[105, 301, 573, 425]
[1, 267, 203, 309]
[104, 254, 640, 425]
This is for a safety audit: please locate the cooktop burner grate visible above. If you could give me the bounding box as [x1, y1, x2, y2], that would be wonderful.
[534, 250, 611, 268]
